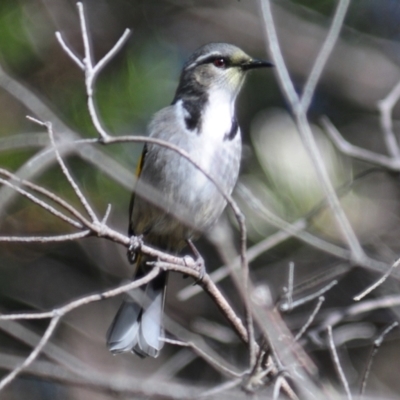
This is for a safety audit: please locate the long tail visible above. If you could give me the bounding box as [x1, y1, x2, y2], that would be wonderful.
[106, 263, 168, 358]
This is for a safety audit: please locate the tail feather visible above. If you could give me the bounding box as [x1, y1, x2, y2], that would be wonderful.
[106, 270, 167, 358]
[106, 301, 141, 353]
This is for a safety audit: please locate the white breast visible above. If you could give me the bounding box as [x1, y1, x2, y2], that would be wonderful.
[201, 88, 234, 141]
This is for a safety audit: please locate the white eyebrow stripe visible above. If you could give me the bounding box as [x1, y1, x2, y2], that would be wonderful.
[185, 52, 222, 69]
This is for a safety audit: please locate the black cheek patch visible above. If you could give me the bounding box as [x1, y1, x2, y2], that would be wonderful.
[183, 101, 202, 132]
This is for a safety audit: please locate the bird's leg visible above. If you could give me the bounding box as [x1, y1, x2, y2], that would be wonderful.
[185, 239, 206, 283]
[128, 234, 143, 264]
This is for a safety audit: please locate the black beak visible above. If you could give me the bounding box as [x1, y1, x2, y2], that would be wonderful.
[242, 59, 274, 71]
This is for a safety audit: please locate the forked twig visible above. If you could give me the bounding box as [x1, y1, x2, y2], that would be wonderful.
[55, 2, 131, 141]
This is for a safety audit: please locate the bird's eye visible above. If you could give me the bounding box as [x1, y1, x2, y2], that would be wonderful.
[213, 58, 226, 68]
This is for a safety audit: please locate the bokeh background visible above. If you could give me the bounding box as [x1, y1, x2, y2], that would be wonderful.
[1, 0, 400, 398]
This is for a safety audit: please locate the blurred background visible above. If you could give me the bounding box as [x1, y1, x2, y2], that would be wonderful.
[1, 0, 400, 398]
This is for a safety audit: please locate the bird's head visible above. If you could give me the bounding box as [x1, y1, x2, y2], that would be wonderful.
[175, 43, 273, 100]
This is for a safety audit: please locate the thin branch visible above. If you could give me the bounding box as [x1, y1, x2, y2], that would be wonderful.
[295, 296, 325, 341]
[47, 119, 99, 222]
[0, 231, 90, 243]
[0, 316, 60, 391]
[77, 2, 93, 75]
[359, 321, 398, 396]
[285, 261, 295, 311]
[301, 0, 350, 112]
[102, 204, 112, 223]
[280, 280, 337, 312]
[55, 32, 84, 70]
[354, 257, 400, 301]
[326, 326, 353, 400]
[93, 28, 131, 78]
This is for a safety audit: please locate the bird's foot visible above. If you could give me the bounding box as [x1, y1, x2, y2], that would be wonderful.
[128, 235, 143, 264]
[185, 239, 206, 283]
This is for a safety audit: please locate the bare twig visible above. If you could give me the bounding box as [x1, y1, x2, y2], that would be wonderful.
[56, 3, 131, 141]
[0, 231, 90, 243]
[280, 280, 337, 312]
[354, 257, 400, 301]
[285, 261, 295, 311]
[326, 326, 353, 400]
[93, 29, 131, 77]
[0, 316, 60, 391]
[55, 32, 84, 70]
[295, 297, 325, 341]
[41, 118, 98, 223]
[301, 0, 350, 112]
[359, 321, 398, 396]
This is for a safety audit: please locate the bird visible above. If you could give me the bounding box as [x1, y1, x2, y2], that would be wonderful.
[106, 42, 273, 358]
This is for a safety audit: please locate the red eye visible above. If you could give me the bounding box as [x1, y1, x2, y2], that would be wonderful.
[213, 58, 226, 68]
